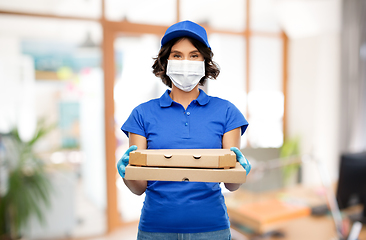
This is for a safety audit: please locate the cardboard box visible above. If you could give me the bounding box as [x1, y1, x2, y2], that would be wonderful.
[129, 149, 236, 169]
[227, 199, 311, 233]
[125, 162, 246, 183]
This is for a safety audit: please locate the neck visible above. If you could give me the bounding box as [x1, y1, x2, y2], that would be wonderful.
[170, 85, 200, 109]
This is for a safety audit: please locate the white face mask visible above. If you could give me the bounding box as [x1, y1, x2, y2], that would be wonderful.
[166, 60, 205, 92]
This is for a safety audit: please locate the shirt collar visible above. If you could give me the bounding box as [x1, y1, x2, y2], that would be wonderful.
[159, 89, 210, 107]
[196, 89, 210, 105]
[159, 90, 173, 107]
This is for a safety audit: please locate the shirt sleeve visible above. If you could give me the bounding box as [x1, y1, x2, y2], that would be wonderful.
[121, 105, 146, 138]
[225, 101, 248, 136]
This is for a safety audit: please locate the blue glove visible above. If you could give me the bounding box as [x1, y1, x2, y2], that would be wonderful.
[117, 145, 137, 178]
[230, 147, 251, 175]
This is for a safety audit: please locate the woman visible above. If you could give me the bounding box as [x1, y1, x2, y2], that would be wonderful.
[117, 20, 251, 240]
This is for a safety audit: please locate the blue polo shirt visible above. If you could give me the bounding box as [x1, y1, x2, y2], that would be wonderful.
[121, 89, 248, 233]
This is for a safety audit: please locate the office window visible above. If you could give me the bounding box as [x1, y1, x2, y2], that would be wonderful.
[0, 0, 101, 19]
[250, 0, 281, 32]
[208, 34, 248, 148]
[0, 15, 107, 238]
[180, 0, 246, 32]
[114, 34, 164, 222]
[250, 37, 283, 92]
[248, 37, 284, 148]
[105, 0, 176, 25]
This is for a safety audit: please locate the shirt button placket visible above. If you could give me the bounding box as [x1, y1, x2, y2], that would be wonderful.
[186, 111, 190, 126]
[184, 110, 190, 137]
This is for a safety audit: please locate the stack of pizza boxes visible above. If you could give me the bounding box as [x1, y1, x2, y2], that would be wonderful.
[125, 149, 246, 183]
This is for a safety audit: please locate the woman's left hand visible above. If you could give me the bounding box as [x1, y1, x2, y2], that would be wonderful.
[230, 147, 251, 175]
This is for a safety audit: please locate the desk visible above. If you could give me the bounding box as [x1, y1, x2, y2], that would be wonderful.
[225, 185, 366, 240]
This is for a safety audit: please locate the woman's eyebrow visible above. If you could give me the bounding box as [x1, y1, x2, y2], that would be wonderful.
[189, 50, 200, 54]
[170, 50, 182, 54]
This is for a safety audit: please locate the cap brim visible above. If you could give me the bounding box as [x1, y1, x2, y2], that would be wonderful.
[161, 30, 210, 49]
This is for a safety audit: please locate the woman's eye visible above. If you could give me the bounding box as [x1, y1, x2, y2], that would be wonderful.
[191, 55, 198, 58]
[173, 54, 182, 58]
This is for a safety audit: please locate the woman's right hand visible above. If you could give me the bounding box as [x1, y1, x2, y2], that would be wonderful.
[117, 145, 138, 178]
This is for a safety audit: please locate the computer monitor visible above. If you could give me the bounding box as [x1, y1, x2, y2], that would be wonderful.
[336, 152, 366, 224]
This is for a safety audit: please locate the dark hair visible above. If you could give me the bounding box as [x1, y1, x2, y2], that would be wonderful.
[152, 37, 220, 88]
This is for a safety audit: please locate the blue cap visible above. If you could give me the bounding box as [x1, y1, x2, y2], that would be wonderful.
[161, 20, 210, 49]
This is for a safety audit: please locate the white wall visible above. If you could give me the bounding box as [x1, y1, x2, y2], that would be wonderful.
[280, 0, 342, 185]
[287, 34, 341, 185]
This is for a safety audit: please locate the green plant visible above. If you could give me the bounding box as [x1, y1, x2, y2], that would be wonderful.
[280, 136, 301, 186]
[0, 120, 54, 240]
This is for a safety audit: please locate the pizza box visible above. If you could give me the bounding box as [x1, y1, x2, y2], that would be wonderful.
[125, 162, 246, 183]
[129, 149, 236, 169]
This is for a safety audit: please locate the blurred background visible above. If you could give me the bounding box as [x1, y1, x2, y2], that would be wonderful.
[0, 0, 365, 239]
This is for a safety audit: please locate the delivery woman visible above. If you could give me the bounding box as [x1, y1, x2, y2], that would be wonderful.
[117, 20, 251, 240]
